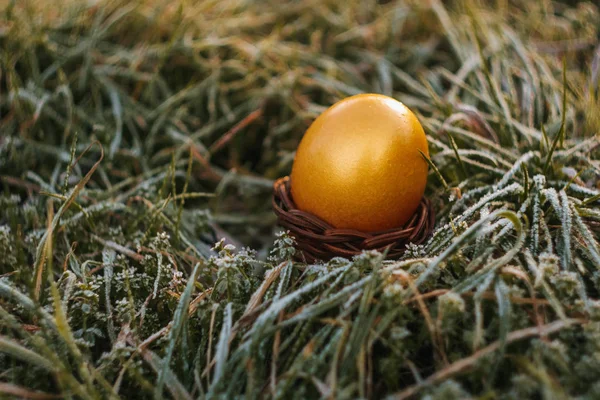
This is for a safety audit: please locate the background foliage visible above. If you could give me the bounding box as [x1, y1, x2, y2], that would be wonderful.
[1, 0, 600, 398]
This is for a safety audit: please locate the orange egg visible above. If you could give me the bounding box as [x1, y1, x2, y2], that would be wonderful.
[290, 93, 429, 232]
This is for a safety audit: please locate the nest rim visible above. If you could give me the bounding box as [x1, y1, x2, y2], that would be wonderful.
[272, 176, 435, 262]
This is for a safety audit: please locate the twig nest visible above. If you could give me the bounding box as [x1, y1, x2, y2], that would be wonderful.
[290, 94, 429, 232]
[273, 94, 434, 261]
[272, 177, 434, 262]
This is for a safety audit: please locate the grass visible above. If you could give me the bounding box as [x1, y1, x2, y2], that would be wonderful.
[1, 0, 600, 398]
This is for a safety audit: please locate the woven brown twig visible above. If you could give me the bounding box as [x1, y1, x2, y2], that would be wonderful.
[272, 176, 435, 262]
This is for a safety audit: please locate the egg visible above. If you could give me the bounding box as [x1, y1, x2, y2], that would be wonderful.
[290, 93, 429, 232]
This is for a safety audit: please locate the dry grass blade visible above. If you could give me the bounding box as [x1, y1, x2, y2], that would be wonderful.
[34, 141, 104, 299]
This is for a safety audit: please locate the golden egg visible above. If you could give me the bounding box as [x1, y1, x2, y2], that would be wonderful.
[290, 93, 429, 232]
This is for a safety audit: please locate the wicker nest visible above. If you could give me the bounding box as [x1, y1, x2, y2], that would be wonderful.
[272, 176, 435, 262]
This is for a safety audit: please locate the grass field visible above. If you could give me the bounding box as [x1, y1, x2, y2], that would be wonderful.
[1, 0, 600, 398]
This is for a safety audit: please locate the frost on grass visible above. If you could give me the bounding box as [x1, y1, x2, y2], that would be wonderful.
[1, 1, 600, 399]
